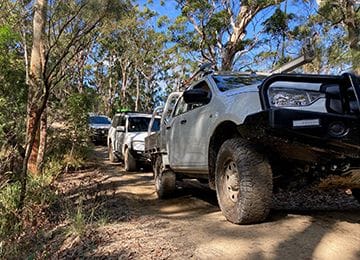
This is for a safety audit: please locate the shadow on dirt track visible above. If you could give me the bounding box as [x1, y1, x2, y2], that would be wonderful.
[94, 145, 359, 218]
[52, 146, 360, 259]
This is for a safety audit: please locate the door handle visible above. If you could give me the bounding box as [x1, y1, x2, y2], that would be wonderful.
[180, 119, 187, 125]
[166, 126, 171, 130]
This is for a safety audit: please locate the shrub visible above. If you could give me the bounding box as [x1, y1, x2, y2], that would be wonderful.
[0, 182, 21, 239]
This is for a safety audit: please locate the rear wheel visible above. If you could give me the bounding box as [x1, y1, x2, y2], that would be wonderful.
[215, 138, 272, 224]
[108, 143, 118, 163]
[352, 189, 360, 203]
[154, 156, 176, 199]
[124, 148, 137, 171]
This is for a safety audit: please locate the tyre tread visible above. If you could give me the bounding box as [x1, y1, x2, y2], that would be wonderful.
[215, 138, 272, 224]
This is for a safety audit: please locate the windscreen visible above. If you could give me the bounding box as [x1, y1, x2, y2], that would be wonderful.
[89, 116, 111, 125]
[128, 117, 152, 132]
[213, 75, 265, 92]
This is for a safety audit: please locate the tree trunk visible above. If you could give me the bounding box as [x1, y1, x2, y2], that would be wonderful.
[121, 69, 127, 101]
[106, 76, 113, 116]
[27, 106, 40, 174]
[19, 0, 47, 210]
[26, 0, 47, 175]
[220, 5, 251, 70]
[36, 107, 47, 172]
[135, 72, 140, 112]
[219, 3, 278, 70]
[77, 50, 86, 93]
[222, 45, 238, 71]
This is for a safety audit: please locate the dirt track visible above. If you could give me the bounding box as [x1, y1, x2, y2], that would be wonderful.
[54, 146, 360, 259]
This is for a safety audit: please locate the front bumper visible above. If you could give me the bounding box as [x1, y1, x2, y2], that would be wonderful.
[241, 109, 360, 162]
[91, 129, 108, 142]
[246, 72, 360, 162]
[130, 149, 150, 163]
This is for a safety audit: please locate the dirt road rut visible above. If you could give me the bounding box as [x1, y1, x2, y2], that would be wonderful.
[55, 147, 360, 259]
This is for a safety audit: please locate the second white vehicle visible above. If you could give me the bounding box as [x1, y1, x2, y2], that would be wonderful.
[108, 112, 160, 171]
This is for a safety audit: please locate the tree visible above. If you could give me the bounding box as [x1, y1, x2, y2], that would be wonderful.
[93, 5, 171, 113]
[262, 2, 296, 66]
[317, 0, 360, 73]
[171, 0, 282, 70]
[19, 0, 129, 209]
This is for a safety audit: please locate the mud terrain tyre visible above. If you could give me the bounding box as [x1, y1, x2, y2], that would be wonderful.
[215, 138, 273, 224]
[352, 189, 360, 203]
[124, 148, 137, 172]
[108, 144, 119, 163]
[154, 156, 176, 199]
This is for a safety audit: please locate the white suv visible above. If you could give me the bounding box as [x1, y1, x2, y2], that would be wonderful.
[107, 112, 160, 171]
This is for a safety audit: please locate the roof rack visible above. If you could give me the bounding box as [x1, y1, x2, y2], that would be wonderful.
[115, 110, 144, 115]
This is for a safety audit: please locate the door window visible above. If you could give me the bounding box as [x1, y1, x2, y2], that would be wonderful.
[173, 97, 188, 117]
[188, 81, 212, 111]
[163, 95, 179, 125]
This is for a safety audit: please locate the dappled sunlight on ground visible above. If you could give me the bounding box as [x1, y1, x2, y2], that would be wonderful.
[49, 146, 360, 259]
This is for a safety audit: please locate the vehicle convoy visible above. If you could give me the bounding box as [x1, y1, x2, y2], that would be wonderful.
[108, 112, 160, 171]
[145, 50, 360, 224]
[88, 114, 112, 144]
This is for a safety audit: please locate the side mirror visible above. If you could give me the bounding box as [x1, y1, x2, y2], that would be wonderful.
[183, 89, 211, 105]
[116, 126, 125, 132]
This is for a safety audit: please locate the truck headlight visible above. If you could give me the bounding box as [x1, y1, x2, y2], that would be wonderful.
[269, 88, 324, 107]
[132, 141, 144, 151]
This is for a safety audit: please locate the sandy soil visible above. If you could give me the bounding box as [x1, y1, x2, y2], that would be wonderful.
[51, 146, 360, 260]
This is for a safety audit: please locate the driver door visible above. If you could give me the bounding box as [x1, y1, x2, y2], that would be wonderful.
[169, 80, 213, 171]
[168, 96, 188, 167]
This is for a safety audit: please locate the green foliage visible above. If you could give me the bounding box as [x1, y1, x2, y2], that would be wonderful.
[0, 24, 27, 146]
[63, 144, 91, 171]
[67, 198, 87, 236]
[93, 4, 173, 111]
[157, 15, 170, 28]
[0, 182, 21, 238]
[317, 0, 360, 72]
[67, 197, 104, 236]
[263, 8, 295, 36]
[0, 10, 27, 244]
[0, 25, 19, 46]
[0, 167, 59, 242]
[171, 0, 284, 70]
[66, 93, 93, 132]
[59, 92, 95, 169]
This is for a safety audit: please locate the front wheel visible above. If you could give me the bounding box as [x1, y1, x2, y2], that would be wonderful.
[154, 156, 176, 199]
[352, 189, 360, 203]
[124, 148, 137, 172]
[215, 138, 273, 224]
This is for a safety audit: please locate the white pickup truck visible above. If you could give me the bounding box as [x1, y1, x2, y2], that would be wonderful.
[108, 112, 160, 171]
[145, 69, 360, 224]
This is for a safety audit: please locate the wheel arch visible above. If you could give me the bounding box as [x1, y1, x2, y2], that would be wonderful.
[208, 121, 240, 189]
